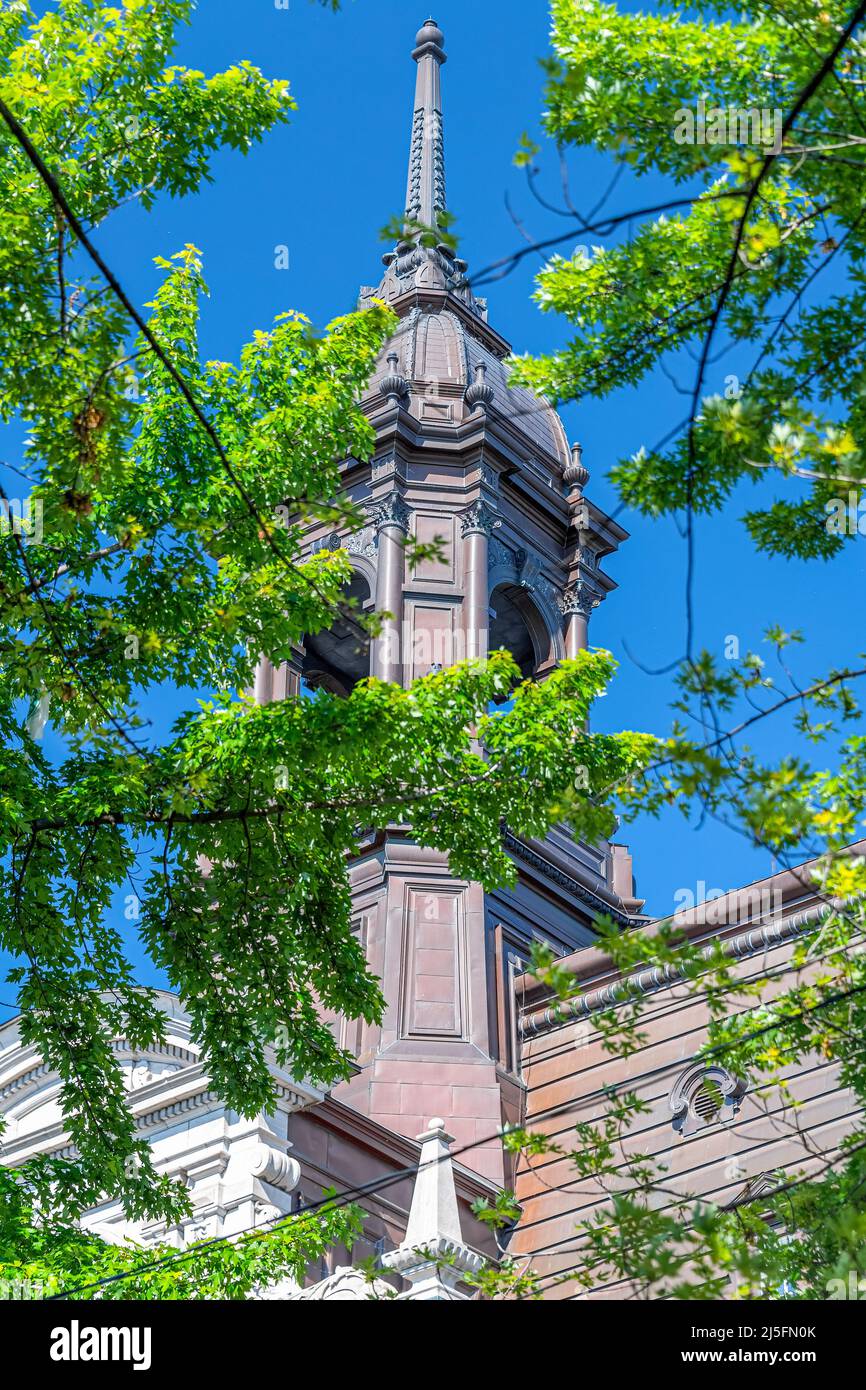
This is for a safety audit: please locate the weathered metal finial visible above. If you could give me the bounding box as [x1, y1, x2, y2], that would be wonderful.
[565, 441, 590, 490]
[465, 361, 494, 413]
[380, 351, 409, 405]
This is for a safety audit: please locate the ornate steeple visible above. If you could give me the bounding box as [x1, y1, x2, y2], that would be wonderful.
[316, 19, 635, 1185]
[405, 19, 448, 236]
[366, 18, 475, 310]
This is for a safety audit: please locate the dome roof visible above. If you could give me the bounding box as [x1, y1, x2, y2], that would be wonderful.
[366, 307, 571, 472]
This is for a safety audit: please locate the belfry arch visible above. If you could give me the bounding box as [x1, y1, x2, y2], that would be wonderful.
[489, 582, 555, 680]
[300, 569, 372, 697]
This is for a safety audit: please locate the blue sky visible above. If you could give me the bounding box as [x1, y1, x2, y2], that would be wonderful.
[5, 0, 864, 949]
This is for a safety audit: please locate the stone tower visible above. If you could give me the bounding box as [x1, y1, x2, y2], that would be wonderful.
[256, 19, 642, 1183]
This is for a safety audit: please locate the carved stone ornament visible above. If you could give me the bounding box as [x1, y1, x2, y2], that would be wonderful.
[465, 361, 494, 413]
[564, 440, 590, 491]
[488, 534, 514, 571]
[310, 528, 378, 560]
[479, 461, 500, 493]
[460, 499, 499, 537]
[250, 1144, 301, 1193]
[344, 527, 378, 560]
[372, 491, 412, 533]
[669, 1063, 747, 1137]
[558, 582, 602, 619]
[515, 547, 564, 631]
[275, 1266, 392, 1301]
[379, 352, 410, 404]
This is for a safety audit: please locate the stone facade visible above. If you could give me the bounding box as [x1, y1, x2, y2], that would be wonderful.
[0, 990, 325, 1249]
[0, 991, 498, 1297]
[509, 850, 865, 1297]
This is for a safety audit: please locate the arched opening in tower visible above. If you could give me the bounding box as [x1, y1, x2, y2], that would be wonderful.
[300, 571, 372, 698]
[488, 583, 550, 682]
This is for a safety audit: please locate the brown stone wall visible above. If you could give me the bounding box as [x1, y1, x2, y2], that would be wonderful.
[510, 875, 861, 1299]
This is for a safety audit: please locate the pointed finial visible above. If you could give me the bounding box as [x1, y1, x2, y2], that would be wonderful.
[404, 1117, 463, 1248]
[404, 20, 447, 233]
[381, 1116, 486, 1297]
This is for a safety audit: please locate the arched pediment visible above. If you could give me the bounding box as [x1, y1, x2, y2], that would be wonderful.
[669, 1063, 747, 1136]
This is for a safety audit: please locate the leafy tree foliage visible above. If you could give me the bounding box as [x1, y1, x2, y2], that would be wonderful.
[0, 0, 650, 1295]
[476, 0, 866, 1300]
[511, 0, 866, 561]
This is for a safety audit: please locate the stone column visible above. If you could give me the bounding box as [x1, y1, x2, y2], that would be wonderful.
[563, 585, 592, 657]
[371, 490, 410, 685]
[461, 500, 497, 663]
[253, 658, 273, 705]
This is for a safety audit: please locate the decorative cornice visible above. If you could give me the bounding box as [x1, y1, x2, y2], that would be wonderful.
[136, 1088, 218, 1129]
[520, 898, 838, 1039]
[504, 833, 632, 928]
[0, 1060, 50, 1104]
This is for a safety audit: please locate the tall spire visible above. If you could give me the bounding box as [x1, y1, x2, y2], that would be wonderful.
[361, 19, 474, 315]
[404, 19, 447, 237]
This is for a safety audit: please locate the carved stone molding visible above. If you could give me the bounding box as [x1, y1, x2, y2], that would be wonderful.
[136, 1089, 219, 1130]
[503, 833, 632, 927]
[488, 534, 515, 572]
[281, 1266, 392, 1301]
[515, 547, 564, 631]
